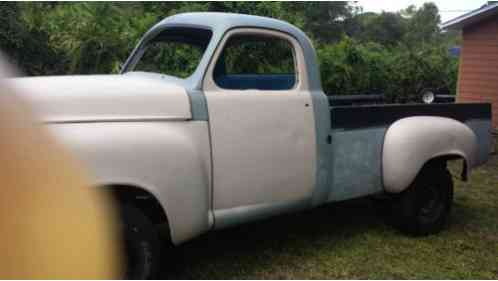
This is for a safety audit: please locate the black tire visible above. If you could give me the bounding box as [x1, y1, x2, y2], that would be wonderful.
[119, 205, 161, 279]
[390, 163, 454, 236]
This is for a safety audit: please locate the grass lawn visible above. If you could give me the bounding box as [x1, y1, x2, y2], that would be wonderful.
[162, 155, 498, 279]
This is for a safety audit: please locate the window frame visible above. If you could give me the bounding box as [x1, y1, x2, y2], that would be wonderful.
[203, 28, 307, 92]
[123, 26, 213, 80]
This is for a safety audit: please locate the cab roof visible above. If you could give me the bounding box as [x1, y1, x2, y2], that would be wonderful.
[126, 12, 322, 91]
[155, 12, 305, 38]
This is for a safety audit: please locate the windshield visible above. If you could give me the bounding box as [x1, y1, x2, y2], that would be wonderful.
[130, 27, 212, 79]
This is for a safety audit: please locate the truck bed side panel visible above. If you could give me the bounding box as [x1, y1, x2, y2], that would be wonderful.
[327, 103, 492, 202]
[328, 126, 387, 202]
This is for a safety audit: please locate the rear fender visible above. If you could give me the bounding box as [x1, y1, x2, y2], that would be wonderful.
[382, 116, 477, 193]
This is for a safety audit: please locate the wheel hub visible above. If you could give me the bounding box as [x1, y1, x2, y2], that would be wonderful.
[419, 186, 444, 223]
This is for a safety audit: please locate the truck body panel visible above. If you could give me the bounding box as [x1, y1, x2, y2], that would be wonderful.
[201, 27, 319, 228]
[327, 103, 492, 200]
[13, 75, 192, 122]
[383, 116, 479, 193]
[47, 122, 212, 244]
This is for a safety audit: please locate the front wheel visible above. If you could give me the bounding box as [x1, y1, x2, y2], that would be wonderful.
[390, 164, 454, 236]
[119, 205, 162, 279]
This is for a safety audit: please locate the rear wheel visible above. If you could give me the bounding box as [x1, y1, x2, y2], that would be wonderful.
[390, 163, 454, 236]
[119, 205, 162, 279]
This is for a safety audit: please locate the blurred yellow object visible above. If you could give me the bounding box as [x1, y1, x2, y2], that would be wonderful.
[0, 55, 121, 278]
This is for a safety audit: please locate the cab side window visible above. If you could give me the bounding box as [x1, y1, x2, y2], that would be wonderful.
[213, 34, 296, 90]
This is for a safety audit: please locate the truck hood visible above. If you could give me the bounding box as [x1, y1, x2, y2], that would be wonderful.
[9, 74, 192, 123]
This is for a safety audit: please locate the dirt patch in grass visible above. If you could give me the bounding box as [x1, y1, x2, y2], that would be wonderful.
[161, 156, 498, 279]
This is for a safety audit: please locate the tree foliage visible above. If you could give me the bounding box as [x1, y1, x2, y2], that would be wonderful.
[1, 2, 460, 101]
[0, 2, 66, 75]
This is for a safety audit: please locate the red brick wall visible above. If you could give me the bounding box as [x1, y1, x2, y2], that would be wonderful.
[457, 17, 498, 128]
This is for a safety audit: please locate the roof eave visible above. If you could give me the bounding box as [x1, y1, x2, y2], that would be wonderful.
[441, 3, 498, 30]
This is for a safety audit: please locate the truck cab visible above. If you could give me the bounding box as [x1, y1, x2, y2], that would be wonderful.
[122, 12, 333, 229]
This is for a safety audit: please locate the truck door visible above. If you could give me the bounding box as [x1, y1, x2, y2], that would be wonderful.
[203, 28, 317, 228]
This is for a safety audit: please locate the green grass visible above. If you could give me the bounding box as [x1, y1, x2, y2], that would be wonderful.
[162, 156, 498, 279]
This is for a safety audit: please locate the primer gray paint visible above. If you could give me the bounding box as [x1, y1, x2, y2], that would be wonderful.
[328, 127, 386, 202]
[465, 119, 493, 166]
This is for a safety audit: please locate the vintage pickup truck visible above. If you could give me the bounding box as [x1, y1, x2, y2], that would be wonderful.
[11, 13, 492, 278]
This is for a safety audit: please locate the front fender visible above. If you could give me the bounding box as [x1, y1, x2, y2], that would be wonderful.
[47, 121, 212, 245]
[382, 116, 478, 193]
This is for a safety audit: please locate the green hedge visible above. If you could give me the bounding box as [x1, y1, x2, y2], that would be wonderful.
[318, 37, 458, 101]
[1, 2, 460, 101]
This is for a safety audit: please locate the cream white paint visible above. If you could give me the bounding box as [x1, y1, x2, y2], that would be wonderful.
[203, 28, 317, 217]
[48, 121, 212, 245]
[382, 116, 478, 193]
[9, 75, 192, 122]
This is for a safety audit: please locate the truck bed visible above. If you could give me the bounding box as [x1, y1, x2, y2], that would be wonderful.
[327, 102, 492, 202]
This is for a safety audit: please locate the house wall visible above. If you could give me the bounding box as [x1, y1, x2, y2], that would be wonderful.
[458, 17, 498, 129]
